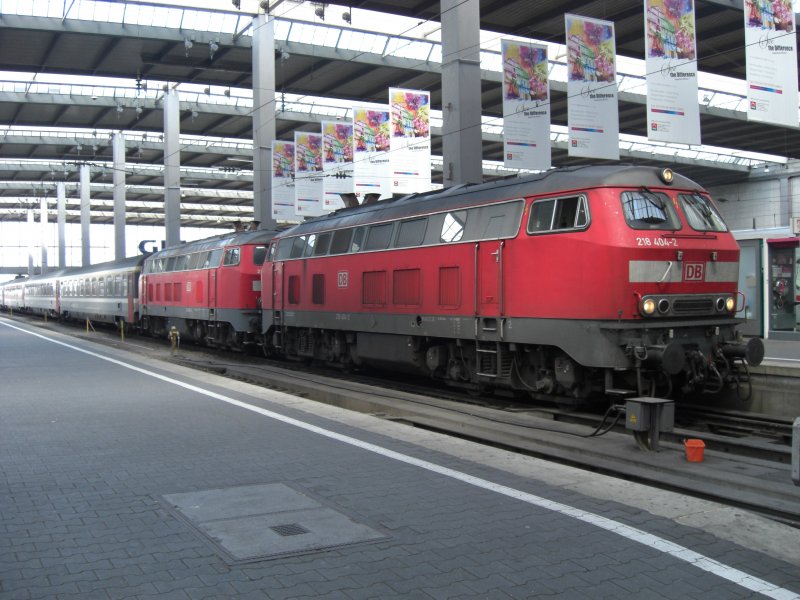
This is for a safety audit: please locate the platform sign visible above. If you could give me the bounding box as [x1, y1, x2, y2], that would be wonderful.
[565, 14, 620, 160]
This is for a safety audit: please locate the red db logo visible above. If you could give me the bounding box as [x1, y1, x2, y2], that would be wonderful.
[683, 262, 704, 281]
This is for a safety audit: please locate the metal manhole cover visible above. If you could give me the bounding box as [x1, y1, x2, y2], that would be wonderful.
[163, 483, 388, 563]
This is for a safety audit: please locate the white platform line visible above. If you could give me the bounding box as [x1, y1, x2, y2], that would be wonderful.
[3, 320, 798, 600]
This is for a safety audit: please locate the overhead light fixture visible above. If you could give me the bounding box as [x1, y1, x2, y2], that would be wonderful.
[209, 41, 219, 60]
[315, 5, 325, 20]
[184, 38, 193, 57]
[342, 11, 351, 23]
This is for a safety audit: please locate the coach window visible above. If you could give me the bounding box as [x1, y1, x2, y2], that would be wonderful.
[329, 228, 352, 255]
[621, 190, 680, 230]
[395, 218, 427, 248]
[253, 245, 268, 265]
[441, 211, 466, 242]
[365, 223, 393, 251]
[175, 255, 189, 271]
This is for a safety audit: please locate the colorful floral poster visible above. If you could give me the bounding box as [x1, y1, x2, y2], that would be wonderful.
[565, 14, 619, 160]
[389, 88, 431, 195]
[321, 121, 354, 212]
[645, 0, 700, 145]
[271, 140, 298, 222]
[293, 131, 324, 217]
[353, 105, 392, 202]
[744, 0, 798, 127]
[501, 40, 551, 171]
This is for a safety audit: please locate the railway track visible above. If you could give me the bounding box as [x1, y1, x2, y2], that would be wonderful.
[8, 313, 800, 525]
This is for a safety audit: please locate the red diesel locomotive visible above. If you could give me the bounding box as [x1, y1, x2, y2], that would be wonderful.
[260, 165, 764, 401]
[139, 229, 274, 348]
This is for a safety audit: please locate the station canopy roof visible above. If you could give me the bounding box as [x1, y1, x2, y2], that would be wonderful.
[0, 0, 796, 226]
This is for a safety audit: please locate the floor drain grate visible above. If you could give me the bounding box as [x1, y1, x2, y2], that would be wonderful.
[271, 523, 309, 537]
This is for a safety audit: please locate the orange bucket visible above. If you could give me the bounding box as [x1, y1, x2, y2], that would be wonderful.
[684, 439, 705, 462]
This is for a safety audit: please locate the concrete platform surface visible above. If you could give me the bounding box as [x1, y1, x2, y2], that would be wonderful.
[2, 317, 799, 600]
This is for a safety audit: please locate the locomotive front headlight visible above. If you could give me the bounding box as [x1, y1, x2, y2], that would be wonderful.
[725, 296, 735, 312]
[642, 298, 656, 315]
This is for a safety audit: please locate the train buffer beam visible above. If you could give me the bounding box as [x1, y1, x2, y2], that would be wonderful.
[625, 397, 674, 452]
[792, 417, 800, 487]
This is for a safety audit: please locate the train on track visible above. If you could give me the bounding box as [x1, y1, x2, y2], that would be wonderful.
[1, 165, 764, 402]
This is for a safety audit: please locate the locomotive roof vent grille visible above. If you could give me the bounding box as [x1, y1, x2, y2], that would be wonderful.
[672, 298, 714, 315]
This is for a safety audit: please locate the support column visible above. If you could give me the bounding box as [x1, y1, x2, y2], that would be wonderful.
[40, 197, 48, 274]
[440, 0, 483, 187]
[252, 13, 277, 229]
[113, 132, 127, 259]
[57, 182, 66, 268]
[80, 164, 91, 267]
[163, 89, 181, 248]
[27, 208, 35, 276]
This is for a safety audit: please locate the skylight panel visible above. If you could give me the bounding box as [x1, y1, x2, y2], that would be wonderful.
[337, 30, 387, 55]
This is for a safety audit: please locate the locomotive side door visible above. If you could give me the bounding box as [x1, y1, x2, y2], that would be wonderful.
[208, 270, 217, 317]
[271, 261, 285, 347]
[475, 240, 504, 318]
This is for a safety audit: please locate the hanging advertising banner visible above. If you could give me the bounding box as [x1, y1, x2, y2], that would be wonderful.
[271, 140, 298, 222]
[321, 121, 354, 212]
[293, 131, 324, 217]
[353, 105, 392, 202]
[501, 40, 551, 171]
[744, 0, 798, 127]
[389, 88, 431, 195]
[644, 0, 701, 145]
[565, 14, 620, 160]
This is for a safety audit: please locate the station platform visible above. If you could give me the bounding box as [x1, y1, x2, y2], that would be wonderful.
[2, 317, 799, 600]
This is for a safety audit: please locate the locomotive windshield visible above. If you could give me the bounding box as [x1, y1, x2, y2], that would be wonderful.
[621, 190, 680, 230]
[679, 194, 728, 232]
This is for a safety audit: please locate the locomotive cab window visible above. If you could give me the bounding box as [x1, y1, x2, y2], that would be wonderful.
[528, 196, 588, 233]
[679, 194, 728, 232]
[621, 190, 680, 230]
[223, 247, 241, 266]
[253, 245, 268, 265]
